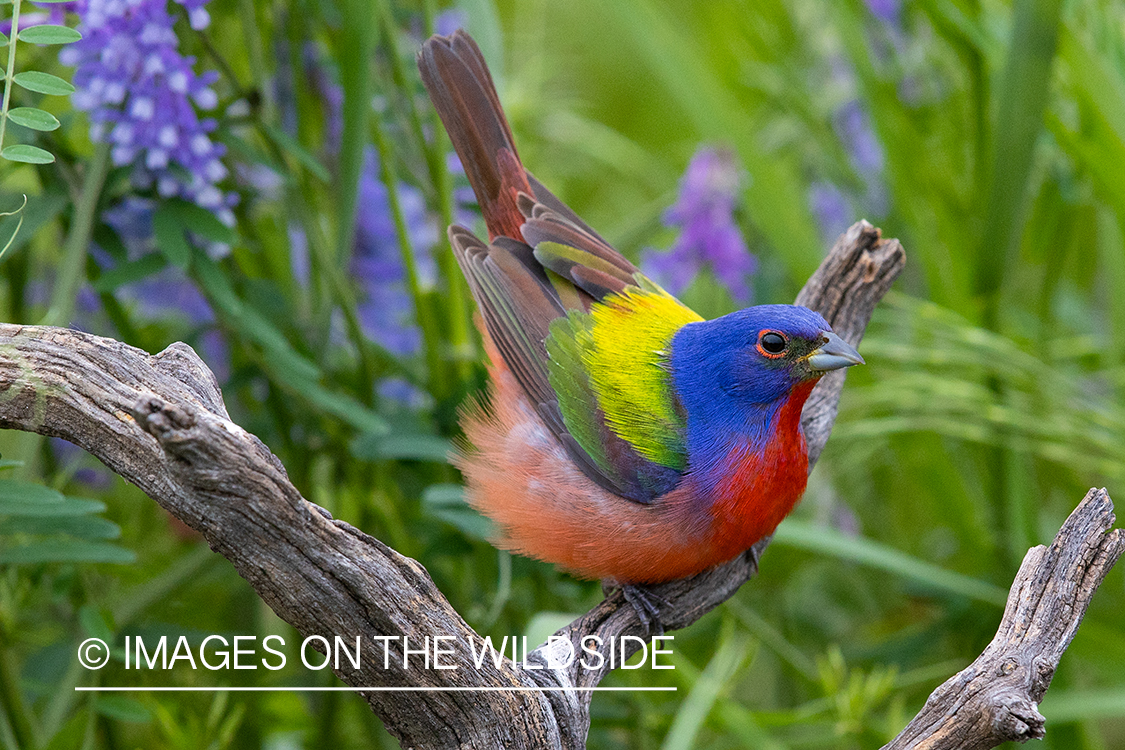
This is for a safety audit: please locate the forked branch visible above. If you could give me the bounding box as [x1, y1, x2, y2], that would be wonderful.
[9, 224, 1116, 749]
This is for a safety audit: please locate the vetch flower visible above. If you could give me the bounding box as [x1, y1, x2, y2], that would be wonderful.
[865, 0, 901, 26]
[808, 181, 852, 243]
[61, 0, 236, 226]
[352, 146, 436, 357]
[807, 58, 889, 242]
[835, 99, 884, 177]
[641, 147, 756, 302]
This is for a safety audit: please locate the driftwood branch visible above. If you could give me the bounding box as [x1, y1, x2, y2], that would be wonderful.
[8, 222, 1116, 748]
[882, 487, 1124, 750]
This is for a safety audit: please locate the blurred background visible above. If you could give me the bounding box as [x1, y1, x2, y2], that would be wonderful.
[0, 0, 1122, 747]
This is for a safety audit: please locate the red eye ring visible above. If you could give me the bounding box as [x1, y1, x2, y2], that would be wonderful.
[756, 329, 788, 358]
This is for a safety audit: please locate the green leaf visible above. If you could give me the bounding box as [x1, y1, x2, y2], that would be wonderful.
[152, 204, 191, 270]
[7, 106, 61, 131]
[165, 199, 236, 244]
[350, 432, 452, 463]
[0, 32, 8, 48]
[1040, 688, 1125, 723]
[13, 70, 75, 96]
[1, 144, 54, 164]
[78, 604, 115, 642]
[18, 25, 82, 45]
[91, 253, 168, 293]
[773, 520, 1009, 606]
[336, 0, 375, 262]
[421, 484, 494, 540]
[0, 539, 135, 564]
[0, 479, 105, 517]
[0, 514, 120, 539]
[421, 484, 466, 506]
[93, 696, 151, 724]
[293, 374, 389, 436]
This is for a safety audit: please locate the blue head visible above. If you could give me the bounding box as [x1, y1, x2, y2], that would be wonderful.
[669, 304, 862, 446]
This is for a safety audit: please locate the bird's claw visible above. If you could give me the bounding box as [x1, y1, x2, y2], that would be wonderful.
[620, 584, 666, 637]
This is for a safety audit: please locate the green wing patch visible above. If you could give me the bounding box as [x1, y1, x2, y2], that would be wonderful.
[547, 286, 702, 475]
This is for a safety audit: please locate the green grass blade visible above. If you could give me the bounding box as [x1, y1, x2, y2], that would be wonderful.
[661, 619, 753, 750]
[0, 540, 135, 564]
[600, 0, 823, 279]
[773, 520, 1008, 606]
[973, 0, 1063, 314]
[333, 0, 376, 264]
[1040, 689, 1125, 723]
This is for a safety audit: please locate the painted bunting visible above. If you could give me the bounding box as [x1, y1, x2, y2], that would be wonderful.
[418, 31, 862, 597]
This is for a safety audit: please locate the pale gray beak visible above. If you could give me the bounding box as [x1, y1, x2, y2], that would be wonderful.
[807, 332, 864, 371]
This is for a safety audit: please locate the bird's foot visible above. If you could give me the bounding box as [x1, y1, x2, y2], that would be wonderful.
[745, 537, 768, 576]
[619, 584, 667, 637]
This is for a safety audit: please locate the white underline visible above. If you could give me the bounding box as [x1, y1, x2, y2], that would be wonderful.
[75, 686, 676, 693]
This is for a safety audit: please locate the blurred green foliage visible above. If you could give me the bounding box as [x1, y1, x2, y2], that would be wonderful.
[0, 0, 1123, 748]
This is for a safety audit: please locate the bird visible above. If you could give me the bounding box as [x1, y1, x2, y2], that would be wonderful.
[417, 30, 863, 613]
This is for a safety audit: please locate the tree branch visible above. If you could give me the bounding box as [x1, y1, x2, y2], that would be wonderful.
[34, 220, 1125, 750]
[883, 487, 1124, 749]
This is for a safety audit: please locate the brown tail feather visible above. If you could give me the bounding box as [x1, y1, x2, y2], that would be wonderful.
[418, 31, 532, 242]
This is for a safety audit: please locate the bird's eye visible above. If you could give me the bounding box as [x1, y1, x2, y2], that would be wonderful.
[758, 331, 788, 356]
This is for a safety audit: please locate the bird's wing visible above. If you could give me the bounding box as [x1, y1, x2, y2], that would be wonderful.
[449, 198, 701, 504]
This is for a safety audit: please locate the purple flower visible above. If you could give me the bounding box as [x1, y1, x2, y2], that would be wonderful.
[835, 100, 884, 175]
[99, 198, 216, 323]
[834, 100, 889, 219]
[352, 147, 437, 356]
[866, 0, 901, 25]
[641, 147, 756, 302]
[50, 438, 113, 489]
[350, 148, 445, 408]
[808, 181, 852, 244]
[61, 0, 236, 227]
[288, 223, 310, 288]
[807, 56, 890, 240]
[434, 9, 466, 37]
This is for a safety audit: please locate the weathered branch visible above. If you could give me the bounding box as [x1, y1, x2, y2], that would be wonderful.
[33, 221, 1125, 750]
[4, 221, 1115, 748]
[882, 487, 1123, 750]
